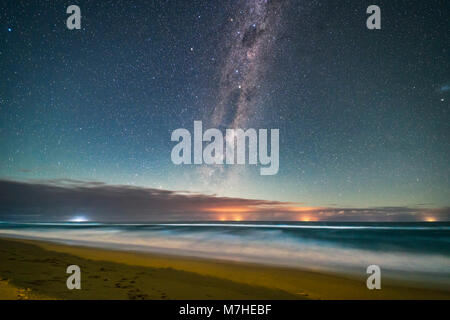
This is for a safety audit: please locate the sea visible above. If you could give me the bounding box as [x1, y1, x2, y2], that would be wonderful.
[1, 221, 449, 289]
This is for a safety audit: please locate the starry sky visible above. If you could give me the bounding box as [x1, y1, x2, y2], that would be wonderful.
[0, 0, 449, 221]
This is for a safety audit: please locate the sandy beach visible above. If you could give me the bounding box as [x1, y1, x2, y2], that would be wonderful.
[0, 236, 448, 300]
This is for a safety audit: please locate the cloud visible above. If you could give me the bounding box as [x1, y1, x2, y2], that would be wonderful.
[0, 179, 448, 222]
[0, 179, 291, 221]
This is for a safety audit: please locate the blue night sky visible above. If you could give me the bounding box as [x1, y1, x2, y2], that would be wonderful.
[0, 0, 448, 221]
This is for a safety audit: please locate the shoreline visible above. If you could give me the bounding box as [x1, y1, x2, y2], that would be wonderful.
[0, 236, 449, 300]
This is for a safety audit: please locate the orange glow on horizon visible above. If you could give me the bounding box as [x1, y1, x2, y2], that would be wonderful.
[287, 206, 322, 212]
[215, 213, 244, 221]
[206, 206, 253, 213]
[207, 205, 323, 222]
[297, 215, 318, 222]
[425, 217, 436, 222]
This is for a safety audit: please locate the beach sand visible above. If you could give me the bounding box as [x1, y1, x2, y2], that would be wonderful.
[0, 237, 448, 300]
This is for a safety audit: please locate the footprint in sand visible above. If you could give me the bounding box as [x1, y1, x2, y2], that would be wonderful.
[16, 288, 32, 300]
[127, 292, 149, 300]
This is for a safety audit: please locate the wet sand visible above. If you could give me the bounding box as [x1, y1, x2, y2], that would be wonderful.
[0, 237, 448, 300]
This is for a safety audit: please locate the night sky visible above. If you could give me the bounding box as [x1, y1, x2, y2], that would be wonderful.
[0, 0, 449, 221]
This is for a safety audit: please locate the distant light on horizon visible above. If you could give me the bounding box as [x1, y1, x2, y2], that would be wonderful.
[69, 216, 89, 223]
[297, 215, 319, 222]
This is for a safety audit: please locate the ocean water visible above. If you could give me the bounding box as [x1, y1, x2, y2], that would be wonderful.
[1, 221, 449, 289]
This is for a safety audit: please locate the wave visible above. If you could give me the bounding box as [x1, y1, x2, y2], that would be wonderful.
[1, 221, 449, 289]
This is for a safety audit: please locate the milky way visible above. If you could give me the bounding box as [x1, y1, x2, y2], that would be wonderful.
[211, 0, 285, 129]
[197, 0, 286, 193]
